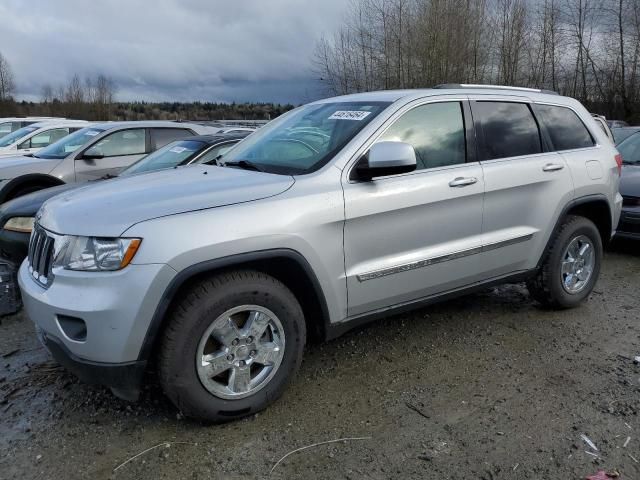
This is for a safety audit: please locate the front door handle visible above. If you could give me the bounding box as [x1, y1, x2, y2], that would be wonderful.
[542, 163, 565, 172]
[449, 176, 478, 187]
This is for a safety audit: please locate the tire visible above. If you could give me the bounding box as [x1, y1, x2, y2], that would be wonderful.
[527, 215, 602, 309]
[158, 269, 306, 422]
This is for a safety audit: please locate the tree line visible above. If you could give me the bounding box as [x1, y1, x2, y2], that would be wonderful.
[314, 0, 640, 123]
[0, 51, 292, 121]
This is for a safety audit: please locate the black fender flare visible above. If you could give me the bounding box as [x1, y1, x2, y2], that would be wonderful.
[137, 248, 331, 361]
[0, 174, 65, 203]
[536, 193, 611, 270]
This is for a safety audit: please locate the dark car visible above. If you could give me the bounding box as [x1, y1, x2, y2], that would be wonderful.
[612, 126, 640, 144]
[0, 132, 248, 314]
[616, 131, 640, 240]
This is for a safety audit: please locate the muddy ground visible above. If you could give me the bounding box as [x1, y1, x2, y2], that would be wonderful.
[1, 242, 639, 480]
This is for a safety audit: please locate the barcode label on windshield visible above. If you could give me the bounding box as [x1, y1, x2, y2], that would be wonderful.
[84, 130, 100, 136]
[170, 146, 187, 153]
[329, 111, 372, 121]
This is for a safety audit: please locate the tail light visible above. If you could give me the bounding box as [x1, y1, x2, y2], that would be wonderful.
[615, 153, 623, 175]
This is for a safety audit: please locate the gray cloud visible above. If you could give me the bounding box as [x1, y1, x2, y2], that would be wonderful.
[0, 0, 347, 104]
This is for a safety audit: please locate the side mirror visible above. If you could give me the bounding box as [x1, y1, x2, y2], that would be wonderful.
[80, 152, 104, 160]
[354, 141, 417, 180]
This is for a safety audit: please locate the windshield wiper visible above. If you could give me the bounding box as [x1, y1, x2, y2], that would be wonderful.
[222, 160, 263, 172]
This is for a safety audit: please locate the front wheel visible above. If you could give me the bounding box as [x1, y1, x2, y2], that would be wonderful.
[527, 215, 602, 309]
[158, 270, 306, 422]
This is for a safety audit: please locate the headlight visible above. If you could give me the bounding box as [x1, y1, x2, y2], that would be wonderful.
[4, 216, 35, 233]
[53, 236, 142, 271]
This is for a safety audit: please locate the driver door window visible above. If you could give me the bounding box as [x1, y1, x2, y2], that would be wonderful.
[76, 128, 148, 182]
[377, 102, 466, 170]
[84, 129, 146, 158]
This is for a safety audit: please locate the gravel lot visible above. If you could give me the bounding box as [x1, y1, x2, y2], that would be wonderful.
[1, 241, 639, 480]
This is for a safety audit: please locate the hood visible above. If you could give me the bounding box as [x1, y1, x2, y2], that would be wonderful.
[0, 155, 60, 178]
[0, 183, 80, 221]
[620, 164, 640, 198]
[38, 165, 295, 236]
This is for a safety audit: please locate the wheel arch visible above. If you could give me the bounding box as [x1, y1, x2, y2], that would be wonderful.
[138, 249, 331, 361]
[538, 194, 612, 269]
[0, 174, 65, 203]
[564, 195, 612, 247]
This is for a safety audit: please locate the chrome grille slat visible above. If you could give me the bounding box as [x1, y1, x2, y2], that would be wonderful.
[27, 225, 55, 288]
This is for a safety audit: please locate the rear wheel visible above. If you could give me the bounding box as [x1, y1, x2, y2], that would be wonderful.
[527, 215, 602, 308]
[158, 270, 306, 422]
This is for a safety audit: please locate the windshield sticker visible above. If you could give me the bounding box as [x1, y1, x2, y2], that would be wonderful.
[169, 146, 188, 154]
[328, 111, 372, 121]
[84, 130, 100, 136]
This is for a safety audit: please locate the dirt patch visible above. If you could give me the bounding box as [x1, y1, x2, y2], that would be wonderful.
[1, 242, 639, 480]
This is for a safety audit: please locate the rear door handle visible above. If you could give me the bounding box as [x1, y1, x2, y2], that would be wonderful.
[542, 163, 564, 172]
[449, 176, 478, 187]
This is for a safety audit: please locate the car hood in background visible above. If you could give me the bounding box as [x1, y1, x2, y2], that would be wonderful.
[0, 183, 80, 221]
[0, 155, 61, 178]
[620, 165, 640, 198]
[38, 165, 295, 237]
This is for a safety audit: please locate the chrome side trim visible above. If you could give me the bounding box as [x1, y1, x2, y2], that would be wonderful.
[356, 233, 533, 282]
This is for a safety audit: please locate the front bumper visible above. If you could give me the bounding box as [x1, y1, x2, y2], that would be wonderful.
[616, 206, 640, 239]
[19, 260, 176, 364]
[40, 328, 146, 400]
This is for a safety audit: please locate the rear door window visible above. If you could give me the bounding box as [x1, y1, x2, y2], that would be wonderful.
[534, 104, 594, 151]
[150, 128, 194, 150]
[474, 102, 542, 160]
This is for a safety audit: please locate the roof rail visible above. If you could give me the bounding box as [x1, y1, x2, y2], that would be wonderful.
[433, 83, 559, 95]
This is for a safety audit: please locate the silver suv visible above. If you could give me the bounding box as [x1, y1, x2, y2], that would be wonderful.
[19, 86, 623, 422]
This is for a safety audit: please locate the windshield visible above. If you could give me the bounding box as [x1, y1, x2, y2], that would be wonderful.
[0, 126, 38, 147]
[35, 127, 105, 159]
[221, 101, 391, 174]
[617, 132, 640, 165]
[121, 139, 208, 176]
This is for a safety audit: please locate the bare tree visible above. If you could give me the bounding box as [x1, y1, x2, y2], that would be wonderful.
[0, 51, 15, 102]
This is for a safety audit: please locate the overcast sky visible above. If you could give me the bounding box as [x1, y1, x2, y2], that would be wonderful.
[0, 0, 348, 104]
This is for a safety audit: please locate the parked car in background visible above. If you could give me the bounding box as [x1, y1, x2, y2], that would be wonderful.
[0, 121, 216, 203]
[612, 126, 640, 144]
[607, 119, 630, 128]
[615, 131, 640, 240]
[0, 120, 89, 157]
[0, 132, 249, 315]
[19, 85, 621, 422]
[0, 117, 64, 139]
[591, 114, 615, 143]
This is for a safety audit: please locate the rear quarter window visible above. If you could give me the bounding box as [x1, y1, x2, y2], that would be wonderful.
[534, 104, 595, 151]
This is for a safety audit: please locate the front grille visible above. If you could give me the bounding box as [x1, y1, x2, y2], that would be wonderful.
[27, 225, 55, 287]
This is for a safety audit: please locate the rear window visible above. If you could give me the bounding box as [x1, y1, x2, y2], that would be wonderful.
[474, 102, 542, 160]
[535, 104, 594, 151]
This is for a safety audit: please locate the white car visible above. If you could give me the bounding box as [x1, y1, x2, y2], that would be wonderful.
[0, 117, 64, 140]
[0, 120, 89, 157]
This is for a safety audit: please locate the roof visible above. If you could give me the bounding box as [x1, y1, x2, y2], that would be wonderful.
[29, 120, 90, 128]
[312, 85, 572, 105]
[87, 120, 206, 130]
